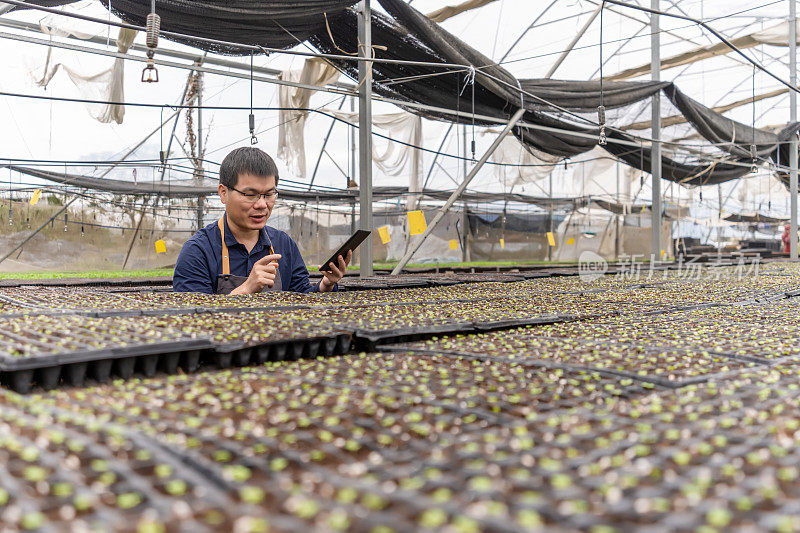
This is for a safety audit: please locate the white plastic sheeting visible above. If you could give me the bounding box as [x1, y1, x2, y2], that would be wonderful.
[322, 109, 423, 208]
[276, 57, 341, 178]
[486, 131, 559, 187]
[33, 14, 135, 124]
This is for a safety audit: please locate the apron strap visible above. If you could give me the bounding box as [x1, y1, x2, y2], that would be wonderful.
[219, 216, 277, 276]
[218, 217, 230, 276]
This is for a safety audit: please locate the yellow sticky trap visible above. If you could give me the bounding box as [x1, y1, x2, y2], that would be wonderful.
[546, 232, 556, 246]
[378, 225, 391, 244]
[661, 249, 666, 258]
[641, 205, 647, 213]
[407, 210, 427, 236]
[155, 240, 166, 254]
[29, 189, 41, 206]
[566, 237, 575, 245]
[449, 239, 458, 250]
[500, 238, 505, 249]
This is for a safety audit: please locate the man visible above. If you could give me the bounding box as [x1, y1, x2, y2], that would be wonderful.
[173, 147, 351, 294]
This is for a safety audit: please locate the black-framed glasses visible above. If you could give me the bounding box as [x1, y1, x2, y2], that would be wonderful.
[228, 186, 279, 203]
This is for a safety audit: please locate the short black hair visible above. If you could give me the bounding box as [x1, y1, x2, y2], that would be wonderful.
[219, 147, 280, 189]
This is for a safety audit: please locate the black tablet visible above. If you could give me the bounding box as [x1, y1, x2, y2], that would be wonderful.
[319, 230, 372, 272]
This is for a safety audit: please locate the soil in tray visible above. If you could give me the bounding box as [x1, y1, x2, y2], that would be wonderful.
[537, 306, 800, 361]
[6, 356, 800, 530]
[0, 314, 195, 360]
[22, 380, 477, 530]
[0, 420, 225, 532]
[19, 373, 638, 530]
[38, 352, 653, 462]
[399, 329, 759, 385]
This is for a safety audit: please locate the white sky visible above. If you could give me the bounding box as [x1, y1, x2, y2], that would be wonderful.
[0, 0, 794, 216]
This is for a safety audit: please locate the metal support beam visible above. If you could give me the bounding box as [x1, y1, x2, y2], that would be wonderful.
[498, 0, 558, 63]
[196, 71, 204, 231]
[545, 3, 603, 78]
[422, 124, 454, 191]
[461, 125, 470, 262]
[615, 160, 620, 260]
[791, 0, 798, 259]
[391, 108, 526, 274]
[358, 0, 374, 277]
[309, 96, 348, 190]
[548, 169, 554, 262]
[197, 72, 203, 179]
[159, 66, 199, 181]
[650, 0, 662, 261]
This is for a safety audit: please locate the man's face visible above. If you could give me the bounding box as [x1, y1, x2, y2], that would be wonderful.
[218, 173, 277, 232]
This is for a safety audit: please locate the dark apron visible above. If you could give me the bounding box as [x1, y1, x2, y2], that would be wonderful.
[215, 217, 282, 295]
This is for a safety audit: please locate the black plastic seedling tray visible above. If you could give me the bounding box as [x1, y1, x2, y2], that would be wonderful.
[0, 338, 213, 393]
[353, 322, 475, 351]
[472, 314, 576, 331]
[384, 344, 753, 390]
[352, 313, 583, 351]
[212, 332, 353, 367]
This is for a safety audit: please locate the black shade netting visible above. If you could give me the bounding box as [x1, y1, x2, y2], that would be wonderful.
[8, 0, 81, 9]
[108, 0, 360, 54]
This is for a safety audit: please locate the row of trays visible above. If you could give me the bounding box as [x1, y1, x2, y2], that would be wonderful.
[0, 311, 576, 393]
[7, 289, 787, 393]
[0, 329, 354, 394]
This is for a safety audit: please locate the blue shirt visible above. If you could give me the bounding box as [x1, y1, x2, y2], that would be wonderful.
[173, 217, 331, 294]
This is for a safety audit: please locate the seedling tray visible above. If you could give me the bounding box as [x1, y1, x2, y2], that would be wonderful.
[389, 328, 765, 389]
[353, 322, 475, 351]
[0, 338, 212, 393]
[212, 332, 352, 367]
[472, 314, 575, 331]
[338, 279, 431, 291]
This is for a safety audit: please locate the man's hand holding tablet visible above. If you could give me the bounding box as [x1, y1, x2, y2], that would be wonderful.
[317, 230, 371, 293]
[319, 250, 352, 292]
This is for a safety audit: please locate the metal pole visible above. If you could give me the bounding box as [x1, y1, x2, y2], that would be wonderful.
[461, 124, 469, 262]
[423, 123, 454, 190]
[197, 72, 203, 179]
[308, 96, 348, 190]
[615, 159, 620, 260]
[791, 0, 798, 259]
[196, 71, 204, 231]
[391, 108, 526, 274]
[350, 96, 357, 235]
[358, 0, 374, 277]
[159, 69, 197, 181]
[350, 96, 357, 187]
[548, 170, 553, 262]
[717, 184, 723, 259]
[650, 0, 662, 262]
